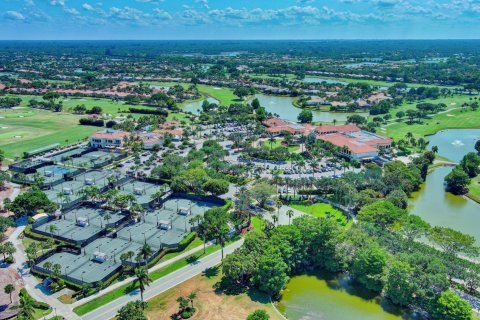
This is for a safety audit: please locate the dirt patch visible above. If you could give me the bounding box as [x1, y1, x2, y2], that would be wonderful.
[0, 267, 24, 320]
[146, 270, 282, 320]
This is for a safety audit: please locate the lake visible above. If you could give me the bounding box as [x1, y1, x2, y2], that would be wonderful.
[426, 129, 480, 163]
[410, 166, 480, 245]
[278, 271, 414, 320]
[182, 97, 219, 115]
[254, 94, 368, 123]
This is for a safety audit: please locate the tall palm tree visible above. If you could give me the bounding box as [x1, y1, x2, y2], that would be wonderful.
[139, 244, 153, 262]
[14, 295, 35, 319]
[133, 267, 152, 303]
[187, 291, 197, 309]
[286, 209, 294, 225]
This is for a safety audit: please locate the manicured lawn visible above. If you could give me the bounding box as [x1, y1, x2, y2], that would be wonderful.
[196, 84, 240, 106]
[385, 107, 480, 141]
[73, 238, 238, 316]
[268, 139, 300, 153]
[318, 76, 459, 89]
[289, 201, 350, 226]
[0, 107, 99, 160]
[467, 175, 480, 203]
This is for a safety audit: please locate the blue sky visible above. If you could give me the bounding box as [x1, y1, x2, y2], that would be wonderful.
[0, 0, 479, 39]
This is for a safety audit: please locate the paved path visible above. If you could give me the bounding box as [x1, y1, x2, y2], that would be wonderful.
[80, 239, 244, 320]
[9, 217, 81, 320]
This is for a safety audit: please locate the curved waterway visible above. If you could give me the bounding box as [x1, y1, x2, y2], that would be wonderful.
[409, 129, 480, 244]
[410, 166, 480, 245]
[277, 271, 416, 320]
[254, 94, 368, 123]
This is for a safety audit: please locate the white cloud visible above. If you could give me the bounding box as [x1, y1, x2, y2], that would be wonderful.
[64, 7, 80, 15]
[5, 10, 25, 20]
[82, 3, 94, 11]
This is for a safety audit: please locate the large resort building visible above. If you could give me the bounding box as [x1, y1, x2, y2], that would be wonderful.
[263, 118, 392, 161]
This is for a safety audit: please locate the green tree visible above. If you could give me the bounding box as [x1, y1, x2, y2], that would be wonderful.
[459, 152, 480, 178]
[445, 166, 471, 195]
[357, 200, 407, 229]
[400, 214, 430, 242]
[351, 244, 388, 292]
[4, 283, 14, 304]
[133, 267, 152, 303]
[297, 109, 313, 123]
[247, 309, 270, 320]
[475, 140, 480, 154]
[116, 300, 148, 320]
[13, 292, 35, 319]
[431, 290, 473, 320]
[250, 180, 276, 208]
[202, 179, 229, 196]
[200, 207, 230, 259]
[428, 226, 478, 258]
[8, 189, 56, 217]
[253, 246, 289, 297]
[384, 260, 415, 306]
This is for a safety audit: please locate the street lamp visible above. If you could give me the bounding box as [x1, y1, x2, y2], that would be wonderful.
[129, 230, 132, 242]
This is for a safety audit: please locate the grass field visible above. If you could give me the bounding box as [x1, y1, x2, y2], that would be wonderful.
[144, 270, 281, 320]
[289, 201, 351, 226]
[267, 139, 300, 153]
[0, 108, 99, 160]
[385, 107, 480, 141]
[316, 76, 460, 90]
[147, 82, 240, 106]
[467, 175, 480, 203]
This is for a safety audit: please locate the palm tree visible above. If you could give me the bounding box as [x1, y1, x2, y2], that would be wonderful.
[268, 135, 276, 151]
[432, 145, 439, 154]
[139, 244, 153, 262]
[43, 261, 52, 273]
[4, 284, 14, 304]
[104, 212, 112, 227]
[286, 209, 294, 225]
[272, 214, 278, 226]
[187, 291, 197, 309]
[133, 267, 152, 303]
[48, 224, 59, 240]
[13, 293, 35, 319]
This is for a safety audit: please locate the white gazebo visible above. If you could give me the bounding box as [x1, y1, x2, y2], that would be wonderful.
[93, 251, 108, 263]
[158, 220, 172, 230]
[76, 217, 89, 227]
[84, 178, 95, 185]
[177, 207, 191, 216]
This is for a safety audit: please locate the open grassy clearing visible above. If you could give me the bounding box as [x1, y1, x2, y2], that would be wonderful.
[0, 107, 98, 160]
[385, 108, 480, 141]
[247, 73, 297, 81]
[289, 201, 351, 227]
[144, 271, 281, 320]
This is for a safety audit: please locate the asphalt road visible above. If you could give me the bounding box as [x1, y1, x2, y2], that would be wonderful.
[81, 239, 244, 320]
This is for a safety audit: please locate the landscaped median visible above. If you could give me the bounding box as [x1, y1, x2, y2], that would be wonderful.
[72, 236, 240, 316]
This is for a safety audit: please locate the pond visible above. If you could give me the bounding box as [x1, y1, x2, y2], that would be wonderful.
[303, 77, 348, 85]
[254, 94, 368, 123]
[426, 129, 480, 163]
[278, 271, 415, 320]
[409, 129, 480, 244]
[410, 166, 480, 245]
[182, 97, 219, 115]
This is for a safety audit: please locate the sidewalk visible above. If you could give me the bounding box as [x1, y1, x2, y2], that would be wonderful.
[9, 216, 81, 320]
